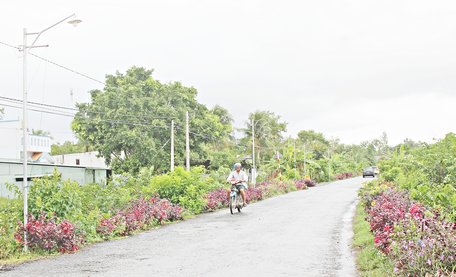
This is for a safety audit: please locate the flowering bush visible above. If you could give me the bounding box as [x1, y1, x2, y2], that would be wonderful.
[245, 187, 263, 202]
[294, 180, 308, 190]
[97, 197, 183, 239]
[15, 213, 84, 253]
[367, 189, 410, 253]
[390, 206, 456, 275]
[204, 189, 229, 211]
[361, 181, 456, 275]
[304, 179, 317, 187]
[335, 172, 353, 180]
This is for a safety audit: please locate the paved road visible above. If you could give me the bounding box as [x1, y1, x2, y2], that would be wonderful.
[3, 177, 365, 277]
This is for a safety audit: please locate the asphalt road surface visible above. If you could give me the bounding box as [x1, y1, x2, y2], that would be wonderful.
[3, 177, 365, 277]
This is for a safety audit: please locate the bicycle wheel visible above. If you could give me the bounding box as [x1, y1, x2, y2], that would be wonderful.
[229, 196, 235, 214]
[236, 193, 241, 213]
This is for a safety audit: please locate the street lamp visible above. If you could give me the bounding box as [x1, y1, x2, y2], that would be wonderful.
[20, 13, 81, 251]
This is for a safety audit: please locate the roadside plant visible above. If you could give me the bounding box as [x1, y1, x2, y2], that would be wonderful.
[15, 212, 84, 254]
[96, 196, 183, 239]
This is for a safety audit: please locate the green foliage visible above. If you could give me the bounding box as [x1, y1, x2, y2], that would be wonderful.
[0, 197, 22, 259]
[28, 171, 83, 220]
[379, 133, 456, 221]
[72, 66, 233, 174]
[143, 167, 220, 214]
[51, 140, 92, 155]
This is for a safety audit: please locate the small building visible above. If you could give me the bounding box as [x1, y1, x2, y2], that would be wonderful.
[0, 159, 111, 198]
[0, 120, 110, 198]
[53, 151, 107, 167]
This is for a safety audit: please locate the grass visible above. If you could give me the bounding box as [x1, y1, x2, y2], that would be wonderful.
[353, 203, 394, 277]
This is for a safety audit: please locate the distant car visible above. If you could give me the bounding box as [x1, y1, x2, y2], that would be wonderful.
[372, 166, 380, 176]
[363, 166, 376, 178]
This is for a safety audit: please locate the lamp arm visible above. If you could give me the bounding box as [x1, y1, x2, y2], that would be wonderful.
[29, 13, 76, 48]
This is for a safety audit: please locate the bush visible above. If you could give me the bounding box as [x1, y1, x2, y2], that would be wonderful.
[391, 205, 456, 275]
[15, 213, 84, 253]
[144, 167, 220, 214]
[335, 172, 354, 180]
[360, 182, 456, 275]
[294, 180, 308, 190]
[204, 189, 228, 211]
[0, 197, 22, 259]
[97, 196, 182, 239]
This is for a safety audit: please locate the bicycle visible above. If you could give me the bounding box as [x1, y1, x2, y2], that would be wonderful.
[229, 181, 244, 214]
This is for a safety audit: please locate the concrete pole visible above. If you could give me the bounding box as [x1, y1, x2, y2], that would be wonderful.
[303, 144, 307, 177]
[22, 28, 29, 252]
[293, 140, 297, 179]
[170, 120, 174, 171]
[251, 118, 256, 186]
[185, 112, 190, 171]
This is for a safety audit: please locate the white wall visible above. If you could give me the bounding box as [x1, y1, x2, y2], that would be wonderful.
[0, 120, 21, 160]
[53, 151, 108, 168]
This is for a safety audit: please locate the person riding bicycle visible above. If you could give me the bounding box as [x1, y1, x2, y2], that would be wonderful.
[226, 163, 248, 207]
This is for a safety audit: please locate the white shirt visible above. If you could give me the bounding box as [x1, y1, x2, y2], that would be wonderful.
[226, 170, 248, 187]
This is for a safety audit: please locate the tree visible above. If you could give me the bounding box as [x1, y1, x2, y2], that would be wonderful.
[51, 140, 92, 155]
[296, 130, 330, 160]
[72, 67, 232, 173]
[32, 129, 52, 138]
[242, 111, 287, 168]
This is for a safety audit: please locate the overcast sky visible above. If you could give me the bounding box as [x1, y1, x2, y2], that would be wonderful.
[1, 0, 455, 146]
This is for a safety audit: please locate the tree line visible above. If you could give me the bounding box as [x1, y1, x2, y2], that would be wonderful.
[50, 66, 393, 182]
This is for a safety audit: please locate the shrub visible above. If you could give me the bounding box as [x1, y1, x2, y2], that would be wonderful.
[245, 187, 263, 202]
[304, 179, 317, 187]
[366, 189, 410, 253]
[360, 182, 456, 275]
[96, 196, 182, 239]
[335, 172, 354, 180]
[0, 197, 22, 259]
[15, 213, 84, 253]
[144, 167, 219, 214]
[391, 205, 456, 275]
[28, 172, 83, 220]
[294, 180, 308, 190]
[205, 189, 228, 211]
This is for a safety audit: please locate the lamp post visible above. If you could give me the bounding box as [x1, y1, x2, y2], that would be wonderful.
[21, 14, 81, 251]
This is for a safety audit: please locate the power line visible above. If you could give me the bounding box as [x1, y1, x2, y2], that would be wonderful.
[0, 96, 76, 111]
[0, 41, 19, 50]
[0, 103, 171, 129]
[0, 40, 105, 85]
[0, 95, 177, 120]
[28, 52, 105, 85]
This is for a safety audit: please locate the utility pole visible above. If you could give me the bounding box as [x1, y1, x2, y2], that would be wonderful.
[22, 28, 29, 252]
[303, 144, 307, 178]
[185, 111, 190, 171]
[170, 120, 174, 171]
[19, 13, 81, 252]
[251, 118, 255, 186]
[328, 149, 331, 181]
[293, 140, 297, 178]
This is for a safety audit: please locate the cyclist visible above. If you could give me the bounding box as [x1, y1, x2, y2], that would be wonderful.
[226, 163, 248, 207]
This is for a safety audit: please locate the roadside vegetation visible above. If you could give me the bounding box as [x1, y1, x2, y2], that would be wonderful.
[1, 66, 384, 264]
[355, 133, 456, 276]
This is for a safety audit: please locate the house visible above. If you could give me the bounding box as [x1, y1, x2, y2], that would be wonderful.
[0, 160, 111, 198]
[53, 151, 107, 167]
[0, 119, 110, 198]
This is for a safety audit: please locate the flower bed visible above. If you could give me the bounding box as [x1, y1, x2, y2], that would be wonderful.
[335, 172, 354, 180]
[97, 197, 183, 239]
[204, 179, 315, 211]
[360, 181, 456, 275]
[15, 213, 84, 253]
